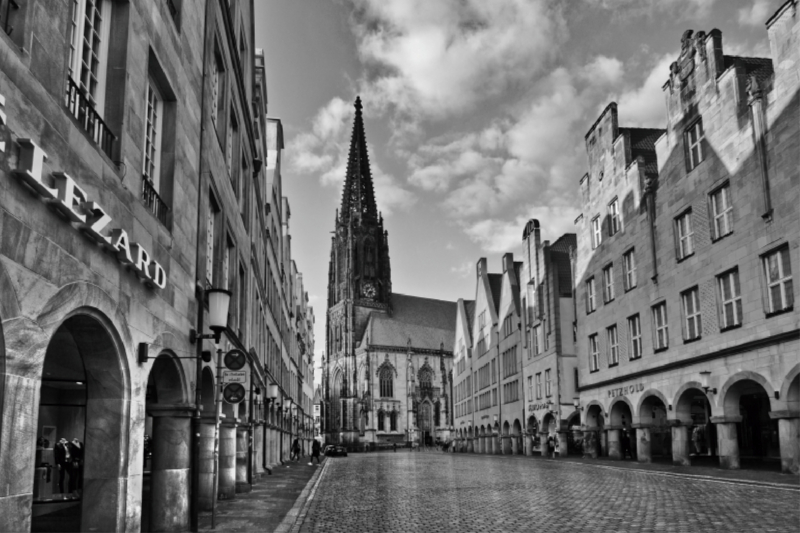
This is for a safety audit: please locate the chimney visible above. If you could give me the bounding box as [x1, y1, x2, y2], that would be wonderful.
[476, 257, 487, 279]
[502, 253, 514, 273]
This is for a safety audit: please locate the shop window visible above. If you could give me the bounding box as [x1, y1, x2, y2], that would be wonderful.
[628, 314, 642, 360]
[588, 335, 599, 372]
[652, 302, 669, 351]
[681, 287, 702, 342]
[675, 209, 694, 260]
[717, 269, 742, 330]
[623, 248, 637, 291]
[603, 264, 615, 303]
[762, 246, 793, 315]
[709, 183, 733, 241]
[684, 118, 705, 171]
[608, 198, 621, 236]
[607, 324, 619, 366]
[591, 215, 602, 249]
[586, 277, 596, 314]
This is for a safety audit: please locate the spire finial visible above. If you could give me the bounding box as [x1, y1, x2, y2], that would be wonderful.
[355, 96, 362, 111]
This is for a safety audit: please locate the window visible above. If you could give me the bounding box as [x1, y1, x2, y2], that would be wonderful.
[491, 359, 496, 384]
[67, 0, 111, 108]
[227, 111, 239, 179]
[591, 216, 602, 249]
[763, 246, 793, 314]
[377, 411, 385, 432]
[681, 287, 702, 341]
[685, 119, 705, 171]
[652, 302, 669, 351]
[211, 42, 225, 128]
[206, 193, 220, 285]
[709, 184, 733, 240]
[675, 210, 694, 260]
[478, 311, 486, 330]
[718, 269, 742, 329]
[527, 376, 533, 401]
[143, 80, 163, 188]
[545, 369, 551, 397]
[532, 325, 541, 356]
[586, 277, 596, 313]
[603, 264, 615, 303]
[628, 314, 642, 360]
[608, 198, 621, 235]
[238, 263, 246, 337]
[607, 325, 619, 366]
[588, 334, 599, 372]
[390, 411, 397, 431]
[535, 373, 542, 399]
[503, 315, 514, 337]
[623, 249, 637, 291]
[379, 366, 393, 398]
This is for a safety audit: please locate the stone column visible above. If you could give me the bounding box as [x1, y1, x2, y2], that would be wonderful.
[607, 429, 622, 459]
[715, 421, 740, 470]
[218, 421, 237, 499]
[524, 435, 532, 456]
[557, 432, 568, 458]
[148, 407, 192, 532]
[235, 426, 251, 493]
[467, 437, 473, 453]
[197, 416, 216, 512]
[495, 436, 503, 455]
[777, 416, 799, 475]
[671, 425, 691, 466]
[539, 433, 549, 457]
[600, 429, 608, 457]
[254, 424, 264, 479]
[636, 426, 651, 463]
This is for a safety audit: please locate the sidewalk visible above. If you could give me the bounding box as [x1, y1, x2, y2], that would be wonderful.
[198, 458, 325, 532]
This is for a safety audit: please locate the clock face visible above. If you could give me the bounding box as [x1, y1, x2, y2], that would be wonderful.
[362, 282, 377, 299]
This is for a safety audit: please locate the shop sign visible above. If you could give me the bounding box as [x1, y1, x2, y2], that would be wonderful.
[527, 402, 551, 412]
[1, 93, 166, 289]
[607, 383, 645, 398]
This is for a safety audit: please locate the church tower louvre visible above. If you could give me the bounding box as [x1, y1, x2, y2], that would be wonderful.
[325, 97, 392, 435]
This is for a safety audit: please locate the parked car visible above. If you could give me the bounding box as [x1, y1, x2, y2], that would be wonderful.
[325, 445, 348, 457]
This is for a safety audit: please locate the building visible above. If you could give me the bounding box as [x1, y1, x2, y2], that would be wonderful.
[322, 98, 457, 448]
[520, 221, 579, 457]
[0, 2, 316, 531]
[453, 256, 526, 455]
[574, 3, 798, 474]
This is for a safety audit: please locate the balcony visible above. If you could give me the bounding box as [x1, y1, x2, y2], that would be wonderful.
[64, 76, 116, 159]
[141, 176, 170, 226]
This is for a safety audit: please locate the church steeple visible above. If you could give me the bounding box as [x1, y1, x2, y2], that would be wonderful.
[339, 96, 378, 225]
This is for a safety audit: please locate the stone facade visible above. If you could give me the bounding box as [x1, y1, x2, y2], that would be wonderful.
[574, 4, 799, 473]
[0, 1, 314, 532]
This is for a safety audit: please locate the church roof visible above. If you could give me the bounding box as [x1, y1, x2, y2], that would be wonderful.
[339, 97, 378, 225]
[364, 293, 457, 351]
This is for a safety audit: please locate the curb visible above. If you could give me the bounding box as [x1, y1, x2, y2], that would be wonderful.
[274, 459, 330, 533]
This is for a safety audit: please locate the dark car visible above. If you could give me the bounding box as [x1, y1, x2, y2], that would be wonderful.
[325, 445, 348, 457]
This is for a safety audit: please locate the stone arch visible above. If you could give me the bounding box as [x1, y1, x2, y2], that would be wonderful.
[672, 381, 708, 422]
[502, 420, 510, 435]
[542, 412, 557, 433]
[565, 410, 581, 428]
[609, 396, 634, 427]
[780, 363, 800, 413]
[147, 350, 190, 406]
[584, 402, 605, 429]
[527, 415, 538, 434]
[512, 419, 522, 436]
[636, 389, 670, 420]
[719, 371, 776, 417]
[201, 366, 216, 413]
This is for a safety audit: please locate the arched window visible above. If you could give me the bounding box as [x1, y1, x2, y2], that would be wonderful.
[377, 410, 385, 431]
[434, 401, 441, 427]
[379, 366, 393, 398]
[390, 411, 397, 431]
[419, 365, 434, 393]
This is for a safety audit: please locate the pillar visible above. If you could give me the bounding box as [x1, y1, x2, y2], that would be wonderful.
[716, 422, 740, 470]
[671, 425, 691, 466]
[607, 429, 621, 459]
[778, 417, 800, 475]
[539, 433, 549, 457]
[235, 426, 251, 493]
[197, 417, 216, 512]
[218, 422, 236, 499]
[557, 432, 568, 458]
[600, 429, 608, 457]
[525, 435, 532, 456]
[254, 424, 264, 479]
[148, 409, 192, 532]
[636, 426, 651, 464]
[511, 435, 519, 455]
[467, 437, 474, 453]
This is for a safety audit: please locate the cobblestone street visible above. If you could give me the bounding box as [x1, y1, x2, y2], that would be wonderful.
[295, 452, 800, 533]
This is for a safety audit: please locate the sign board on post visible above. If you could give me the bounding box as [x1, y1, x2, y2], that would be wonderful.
[222, 370, 247, 384]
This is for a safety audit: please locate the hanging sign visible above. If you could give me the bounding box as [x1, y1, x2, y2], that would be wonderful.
[1, 93, 166, 289]
[222, 370, 247, 384]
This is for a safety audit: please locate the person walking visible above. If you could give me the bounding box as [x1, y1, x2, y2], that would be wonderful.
[291, 438, 300, 462]
[309, 440, 321, 465]
[393, 442, 397, 453]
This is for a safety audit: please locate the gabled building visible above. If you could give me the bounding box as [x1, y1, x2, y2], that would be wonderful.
[453, 298, 476, 449]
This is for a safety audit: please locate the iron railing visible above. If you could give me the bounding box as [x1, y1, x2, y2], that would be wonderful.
[64, 76, 116, 159]
[141, 176, 170, 226]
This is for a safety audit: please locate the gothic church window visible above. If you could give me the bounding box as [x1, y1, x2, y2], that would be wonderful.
[377, 410, 385, 431]
[379, 366, 393, 398]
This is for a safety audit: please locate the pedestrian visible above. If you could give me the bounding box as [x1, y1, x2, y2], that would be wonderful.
[393, 442, 397, 453]
[291, 438, 300, 462]
[622, 429, 631, 459]
[310, 440, 321, 465]
[547, 435, 555, 459]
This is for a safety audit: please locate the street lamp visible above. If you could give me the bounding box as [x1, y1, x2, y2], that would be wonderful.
[190, 288, 232, 343]
[573, 397, 582, 411]
[699, 371, 717, 394]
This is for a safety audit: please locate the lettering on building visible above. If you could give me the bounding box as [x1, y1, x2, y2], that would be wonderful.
[607, 383, 645, 398]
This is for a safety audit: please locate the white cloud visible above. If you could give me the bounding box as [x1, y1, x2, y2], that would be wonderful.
[450, 261, 473, 278]
[737, 0, 773, 27]
[581, 55, 625, 86]
[586, 0, 717, 19]
[616, 54, 674, 127]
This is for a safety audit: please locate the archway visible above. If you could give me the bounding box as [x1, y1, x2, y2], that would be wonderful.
[638, 394, 670, 463]
[780, 372, 800, 474]
[418, 401, 433, 446]
[198, 367, 216, 511]
[722, 377, 779, 468]
[512, 419, 522, 455]
[673, 383, 716, 464]
[141, 353, 189, 532]
[583, 404, 604, 458]
[31, 313, 128, 533]
[527, 415, 539, 455]
[609, 399, 634, 460]
[566, 411, 582, 455]
[502, 421, 511, 454]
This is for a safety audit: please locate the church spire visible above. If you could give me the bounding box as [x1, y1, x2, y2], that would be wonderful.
[339, 96, 378, 225]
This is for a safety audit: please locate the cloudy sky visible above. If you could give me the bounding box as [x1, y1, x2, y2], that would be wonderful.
[253, 0, 780, 373]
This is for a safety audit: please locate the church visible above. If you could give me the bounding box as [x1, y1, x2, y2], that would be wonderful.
[322, 98, 457, 448]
